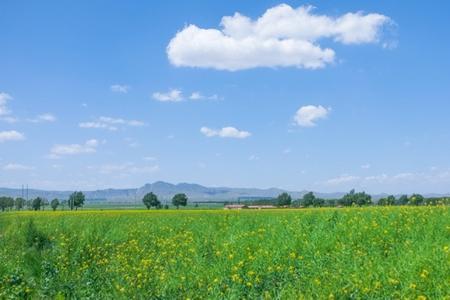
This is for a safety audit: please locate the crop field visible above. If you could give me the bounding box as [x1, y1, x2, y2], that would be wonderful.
[0, 207, 449, 299]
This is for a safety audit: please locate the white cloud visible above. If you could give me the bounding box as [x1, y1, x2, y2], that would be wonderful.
[28, 113, 56, 123]
[361, 163, 371, 169]
[249, 154, 260, 161]
[167, 4, 391, 71]
[49, 139, 99, 159]
[0, 116, 19, 123]
[189, 92, 222, 100]
[325, 174, 360, 185]
[294, 105, 330, 127]
[152, 89, 183, 102]
[0, 92, 13, 116]
[200, 126, 251, 139]
[0, 130, 25, 142]
[3, 163, 35, 171]
[110, 84, 130, 93]
[79, 116, 145, 131]
[143, 156, 157, 161]
[189, 92, 202, 100]
[283, 148, 292, 154]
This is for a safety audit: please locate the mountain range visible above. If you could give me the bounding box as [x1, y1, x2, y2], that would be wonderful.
[0, 181, 448, 203]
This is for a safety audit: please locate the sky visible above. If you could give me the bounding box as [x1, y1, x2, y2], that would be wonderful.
[1, 0, 450, 194]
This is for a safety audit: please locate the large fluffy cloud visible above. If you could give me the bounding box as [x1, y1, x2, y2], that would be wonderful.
[200, 126, 251, 139]
[167, 4, 391, 71]
[294, 105, 330, 127]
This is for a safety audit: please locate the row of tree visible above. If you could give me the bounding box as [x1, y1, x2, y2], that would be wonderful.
[0, 191, 85, 212]
[2, 189, 448, 212]
[142, 192, 188, 209]
[273, 190, 450, 208]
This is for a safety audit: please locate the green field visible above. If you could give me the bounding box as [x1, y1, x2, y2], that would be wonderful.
[0, 207, 448, 299]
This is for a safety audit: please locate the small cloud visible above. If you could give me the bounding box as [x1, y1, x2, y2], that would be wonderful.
[294, 105, 330, 127]
[152, 89, 183, 102]
[325, 174, 360, 185]
[361, 163, 371, 169]
[189, 92, 202, 100]
[0, 92, 13, 116]
[189, 92, 223, 101]
[3, 163, 35, 171]
[249, 154, 259, 161]
[79, 116, 145, 131]
[48, 139, 99, 159]
[200, 126, 251, 139]
[283, 148, 292, 154]
[110, 84, 130, 93]
[28, 113, 56, 123]
[0, 116, 19, 123]
[0, 130, 25, 143]
[143, 156, 157, 161]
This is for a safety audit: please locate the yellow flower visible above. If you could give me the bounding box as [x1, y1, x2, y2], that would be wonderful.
[420, 269, 429, 278]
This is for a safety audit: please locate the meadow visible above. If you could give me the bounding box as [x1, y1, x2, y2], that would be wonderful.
[0, 207, 448, 299]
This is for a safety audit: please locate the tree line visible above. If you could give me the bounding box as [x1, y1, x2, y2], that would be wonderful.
[0, 191, 85, 212]
[2, 189, 449, 212]
[272, 190, 450, 208]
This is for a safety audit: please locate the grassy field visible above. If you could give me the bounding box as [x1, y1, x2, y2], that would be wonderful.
[0, 207, 448, 299]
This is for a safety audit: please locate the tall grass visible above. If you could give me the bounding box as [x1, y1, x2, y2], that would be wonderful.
[0, 207, 448, 298]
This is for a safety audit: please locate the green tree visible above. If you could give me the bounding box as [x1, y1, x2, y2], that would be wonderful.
[397, 194, 409, 205]
[277, 192, 292, 206]
[68, 191, 85, 210]
[32, 197, 43, 211]
[340, 190, 372, 206]
[302, 192, 315, 207]
[378, 195, 396, 206]
[313, 197, 325, 207]
[0, 197, 10, 211]
[51, 198, 60, 211]
[14, 197, 26, 210]
[172, 193, 188, 209]
[142, 192, 160, 209]
[409, 194, 424, 206]
[41, 198, 49, 210]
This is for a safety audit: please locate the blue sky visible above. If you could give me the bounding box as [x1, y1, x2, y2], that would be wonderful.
[1, 1, 450, 194]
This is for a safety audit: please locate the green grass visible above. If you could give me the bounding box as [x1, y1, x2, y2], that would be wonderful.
[0, 207, 448, 299]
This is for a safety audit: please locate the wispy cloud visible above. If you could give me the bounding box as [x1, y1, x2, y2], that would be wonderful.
[0, 92, 12, 116]
[27, 113, 56, 123]
[48, 139, 99, 159]
[0, 130, 25, 142]
[110, 84, 130, 93]
[200, 126, 251, 139]
[152, 89, 183, 102]
[79, 116, 145, 131]
[153, 89, 222, 102]
[3, 163, 35, 171]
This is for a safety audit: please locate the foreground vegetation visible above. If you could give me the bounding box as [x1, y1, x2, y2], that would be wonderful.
[0, 207, 448, 299]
